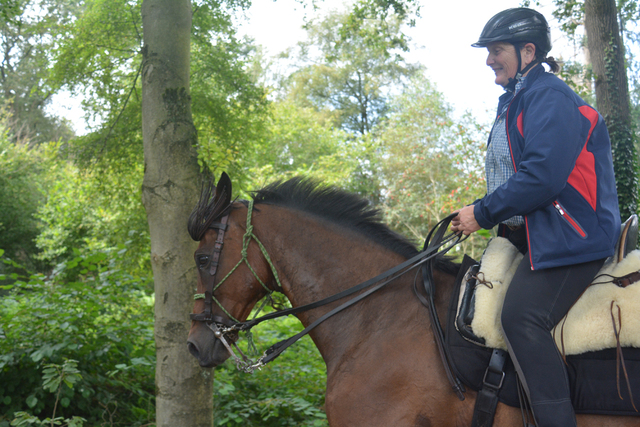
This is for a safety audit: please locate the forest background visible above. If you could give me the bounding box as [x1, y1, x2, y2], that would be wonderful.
[0, 0, 639, 426]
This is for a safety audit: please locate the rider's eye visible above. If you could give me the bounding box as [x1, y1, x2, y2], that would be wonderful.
[197, 255, 209, 269]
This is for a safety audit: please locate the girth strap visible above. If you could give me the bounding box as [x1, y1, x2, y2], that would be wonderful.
[471, 348, 508, 427]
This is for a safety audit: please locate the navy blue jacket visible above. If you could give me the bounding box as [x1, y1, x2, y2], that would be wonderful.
[474, 65, 620, 270]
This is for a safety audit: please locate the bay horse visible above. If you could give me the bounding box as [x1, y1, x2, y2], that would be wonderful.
[186, 173, 639, 426]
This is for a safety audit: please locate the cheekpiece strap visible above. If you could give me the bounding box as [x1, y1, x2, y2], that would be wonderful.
[209, 214, 229, 280]
[208, 222, 229, 230]
[191, 214, 230, 322]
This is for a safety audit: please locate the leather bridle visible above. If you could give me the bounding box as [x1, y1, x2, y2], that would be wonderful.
[190, 200, 285, 371]
[190, 213, 233, 327]
[190, 211, 261, 371]
[189, 204, 467, 383]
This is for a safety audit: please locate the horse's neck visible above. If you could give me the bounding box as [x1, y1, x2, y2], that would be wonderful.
[258, 206, 406, 300]
[255, 206, 454, 368]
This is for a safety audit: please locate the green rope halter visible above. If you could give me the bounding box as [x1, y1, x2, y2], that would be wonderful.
[194, 198, 282, 325]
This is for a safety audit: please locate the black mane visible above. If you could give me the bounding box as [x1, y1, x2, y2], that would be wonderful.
[252, 177, 420, 259]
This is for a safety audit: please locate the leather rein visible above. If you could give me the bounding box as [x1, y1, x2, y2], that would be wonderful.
[191, 202, 466, 392]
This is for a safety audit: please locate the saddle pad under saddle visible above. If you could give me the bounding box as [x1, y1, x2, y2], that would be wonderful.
[446, 254, 640, 416]
[462, 237, 640, 355]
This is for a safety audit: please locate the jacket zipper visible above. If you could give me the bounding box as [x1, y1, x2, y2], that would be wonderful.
[504, 92, 536, 268]
[553, 201, 587, 238]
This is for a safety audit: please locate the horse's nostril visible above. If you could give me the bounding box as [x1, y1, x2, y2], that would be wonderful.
[187, 341, 200, 358]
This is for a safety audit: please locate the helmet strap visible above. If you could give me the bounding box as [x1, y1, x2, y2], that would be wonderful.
[505, 42, 538, 92]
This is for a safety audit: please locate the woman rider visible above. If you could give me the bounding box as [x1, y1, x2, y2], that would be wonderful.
[450, 8, 621, 427]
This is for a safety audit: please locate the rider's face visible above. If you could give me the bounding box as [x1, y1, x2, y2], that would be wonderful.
[486, 42, 519, 87]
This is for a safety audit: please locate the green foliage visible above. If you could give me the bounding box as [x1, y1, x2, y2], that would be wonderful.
[348, 0, 421, 26]
[191, 1, 270, 193]
[0, 0, 76, 144]
[0, 0, 21, 24]
[242, 3, 426, 200]
[246, 99, 378, 197]
[51, 0, 269, 200]
[51, 0, 142, 128]
[34, 151, 150, 276]
[11, 412, 85, 427]
[213, 317, 327, 427]
[557, 60, 596, 104]
[11, 360, 86, 427]
[0, 248, 155, 426]
[548, 0, 637, 42]
[376, 75, 490, 258]
[282, 6, 422, 135]
[0, 111, 46, 270]
[609, 114, 639, 218]
[546, 0, 584, 38]
[41, 360, 82, 394]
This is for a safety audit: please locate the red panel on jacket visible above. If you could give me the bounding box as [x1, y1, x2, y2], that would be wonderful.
[567, 106, 599, 210]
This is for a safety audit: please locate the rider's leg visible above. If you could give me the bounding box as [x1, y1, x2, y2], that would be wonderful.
[500, 256, 605, 427]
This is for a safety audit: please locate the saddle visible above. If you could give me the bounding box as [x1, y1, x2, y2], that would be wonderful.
[457, 215, 640, 351]
[446, 215, 640, 418]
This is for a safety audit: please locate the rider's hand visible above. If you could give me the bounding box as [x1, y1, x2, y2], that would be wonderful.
[451, 205, 481, 236]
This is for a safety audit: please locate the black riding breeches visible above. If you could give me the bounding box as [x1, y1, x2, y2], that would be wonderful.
[500, 254, 605, 427]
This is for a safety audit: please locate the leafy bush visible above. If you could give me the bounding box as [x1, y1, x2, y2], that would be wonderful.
[34, 157, 150, 278]
[11, 359, 86, 427]
[0, 247, 155, 427]
[0, 115, 46, 271]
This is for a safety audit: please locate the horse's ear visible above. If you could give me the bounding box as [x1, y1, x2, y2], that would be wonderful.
[215, 172, 232, 207]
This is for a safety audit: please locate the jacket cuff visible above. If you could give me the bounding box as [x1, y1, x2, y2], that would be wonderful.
[474, 203, 496, 230]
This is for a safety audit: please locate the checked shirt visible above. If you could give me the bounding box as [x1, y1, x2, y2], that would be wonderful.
[485, 79, 526, 227]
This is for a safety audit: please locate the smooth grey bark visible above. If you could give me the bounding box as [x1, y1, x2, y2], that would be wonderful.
[141, 0, 213, 425]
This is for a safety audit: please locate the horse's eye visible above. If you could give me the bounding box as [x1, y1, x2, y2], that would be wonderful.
[196, 255, 209, 269]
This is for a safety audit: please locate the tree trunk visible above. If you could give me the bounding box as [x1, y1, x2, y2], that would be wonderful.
[584, 0, 638, 219]
[141, 1, 214, 426]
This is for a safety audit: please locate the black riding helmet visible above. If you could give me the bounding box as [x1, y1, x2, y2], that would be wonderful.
[473, 8, 552, 89]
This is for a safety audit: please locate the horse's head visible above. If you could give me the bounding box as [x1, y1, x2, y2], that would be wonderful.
[186, 173, 276, 368]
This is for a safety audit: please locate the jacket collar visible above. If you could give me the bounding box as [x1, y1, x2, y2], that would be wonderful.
[496, 64, 546, 115]
[518, 63, 546, 88]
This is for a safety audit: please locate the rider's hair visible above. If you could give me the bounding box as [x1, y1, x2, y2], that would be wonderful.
[540, 56, 560, 73]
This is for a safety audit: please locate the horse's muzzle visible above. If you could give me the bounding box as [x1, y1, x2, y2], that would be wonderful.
[187, 328, 231, 368]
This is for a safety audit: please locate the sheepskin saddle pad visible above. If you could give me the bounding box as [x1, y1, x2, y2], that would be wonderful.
[456, 237, 640, 355]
